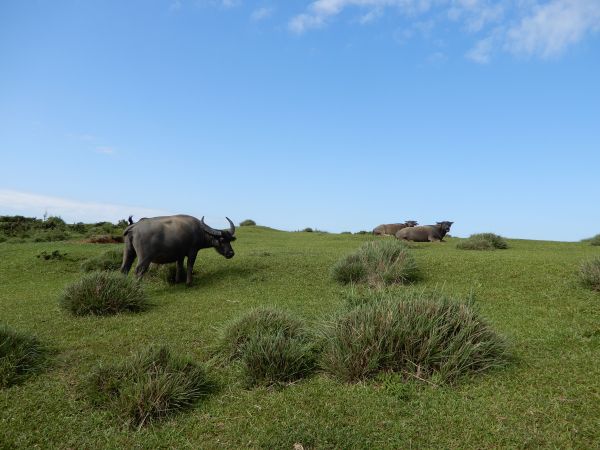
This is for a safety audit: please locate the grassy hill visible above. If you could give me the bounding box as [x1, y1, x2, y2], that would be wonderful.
[1, 227, 599, 448]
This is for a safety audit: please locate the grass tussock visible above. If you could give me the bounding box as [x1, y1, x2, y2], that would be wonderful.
[88, 346, 214, 429]
[457, 233, 508, 250]
[331, 240, 419, 287]
[60, 271, 149, 316]
[80, 249, 122, 272]
[580, 257, 600, 291]
[0, 325, 48, 388]
[239, 219, 256, 226]
[321, 290, 510, 383]
[216, 308, 318, 387]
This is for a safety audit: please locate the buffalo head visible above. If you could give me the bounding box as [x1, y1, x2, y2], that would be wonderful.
[436, 221, 454, 234]
[200, 217, 236, 259]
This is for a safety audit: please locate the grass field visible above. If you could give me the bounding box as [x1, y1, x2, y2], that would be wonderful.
[1, 226, 599, 448]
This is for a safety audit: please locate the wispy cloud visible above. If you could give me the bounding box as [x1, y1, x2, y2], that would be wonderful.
[504, 0, 600, 58]
[288, 0, 600, 62]
[0, 189, 170, 224]
[251, 7, 274, 21]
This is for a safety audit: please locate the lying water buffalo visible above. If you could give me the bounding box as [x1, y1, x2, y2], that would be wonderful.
[120, 215, 236, 285]
[395, 221, 453, 242]
[373, 220, 418, 236]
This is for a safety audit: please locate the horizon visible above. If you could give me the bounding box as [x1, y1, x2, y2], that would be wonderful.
[1, 1, 599, 242]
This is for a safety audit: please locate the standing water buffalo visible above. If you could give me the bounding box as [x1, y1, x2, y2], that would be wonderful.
[120, 215, 236, 285]
[395, 221, 453, 242]
[373, 221, 418, 236]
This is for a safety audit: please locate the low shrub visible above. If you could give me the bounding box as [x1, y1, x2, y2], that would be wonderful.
[586, 234, 600, 246]
[33, 229, 70, 242]
[302, 228, 314, 233]
[240, 219, 256, 226]
[580, 257, 600, 291]
[457, 233, 508, 250]
[37, 250, 68, 261]
[85, 235, 124, 244]
[216, 308, 318, 386]
[60, 271, 149, 316]
[0, 325, 48, 388]
[88, 346, 213, 429]
[321, 290, 510, 383]
[331, 240, 419, 287]
[80, 249, 122, 272]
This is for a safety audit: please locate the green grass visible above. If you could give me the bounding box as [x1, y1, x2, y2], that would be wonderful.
[457, 233, 509, 250]
[87, 345, 214, 429]
[0, 325, 48, 388]
[1, 229, 600, 448]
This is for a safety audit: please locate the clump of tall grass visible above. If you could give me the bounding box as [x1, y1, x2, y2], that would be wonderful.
[60, 271, 149, 316]
[331, 240, 419, 287]
[457, 233, 508, 250]
[80, 249, 122, 272]
[321, 290, 510, 383]
[216, 308, 318, 387]
[1, 325, 48, 388]
[87, 346, 213, 429]
[240, 219, 256, 226]
[580, 257, 600, 291]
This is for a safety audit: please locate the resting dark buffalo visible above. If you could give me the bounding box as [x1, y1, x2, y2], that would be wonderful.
[120, 215, 236, 285]
[395, 221, 453, 242]
[373, 220, 418, 236]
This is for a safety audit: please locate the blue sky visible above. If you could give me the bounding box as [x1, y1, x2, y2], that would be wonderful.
[1, 0, 599, 240]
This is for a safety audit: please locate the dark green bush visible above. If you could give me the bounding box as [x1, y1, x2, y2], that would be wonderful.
[240, 219, 256, 226]
[216, 308, 318, 386]
[37, 250, 68, 261]
[586, 234, 600, 246]
[88, 346, 214, 429]
[580, 257, 600, 291]
[331, 240, 419, 287]
[60, 271, 149, 316]
[80, 249, 122, 272]
[321, 290, 510, 383]
[457, 233, 508, 250]
[302, 227, 314, 233]
[0, 325, 48, 388]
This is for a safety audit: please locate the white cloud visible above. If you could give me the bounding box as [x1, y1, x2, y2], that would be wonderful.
[504, 0, 600, 58]
[466, 34, 495, 63]
[0, 189, 170, 224]
[289, 0, 434, 34]
[251, 7, 274, 21]
[289, 0, 600, 62]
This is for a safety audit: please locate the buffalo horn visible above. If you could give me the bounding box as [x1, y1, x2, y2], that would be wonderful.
[226, 217, 235, 235]
[200, 216, 222, 237]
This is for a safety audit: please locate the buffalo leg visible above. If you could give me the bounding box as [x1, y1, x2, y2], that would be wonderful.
[186, 253, 197, 286]
[176, 259, 185, 284]
[134, 256, 152, 280]
[120, 241, 137, 275]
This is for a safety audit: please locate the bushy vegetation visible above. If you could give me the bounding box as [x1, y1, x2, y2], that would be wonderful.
[331, 240, 419, 287]
[80, 249, 122, 272]
[321, 290, 510, 383]
[580, 257, 600, 291]
[37, 250, 68, 260]
[240, 219, 256, 226]
[0, 325, 48, 388]
[0, 215, 129, 244]
[216, 308, 318, 386]
[60, 271, 149, 316]
[88, 346, 213, 429]
[584, 234, 600, 246]
[147, 263, 181, 284]
[457, 233, 508, 250]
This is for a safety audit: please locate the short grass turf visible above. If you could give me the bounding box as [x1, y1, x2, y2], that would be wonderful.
[1, 227, 599, 448]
